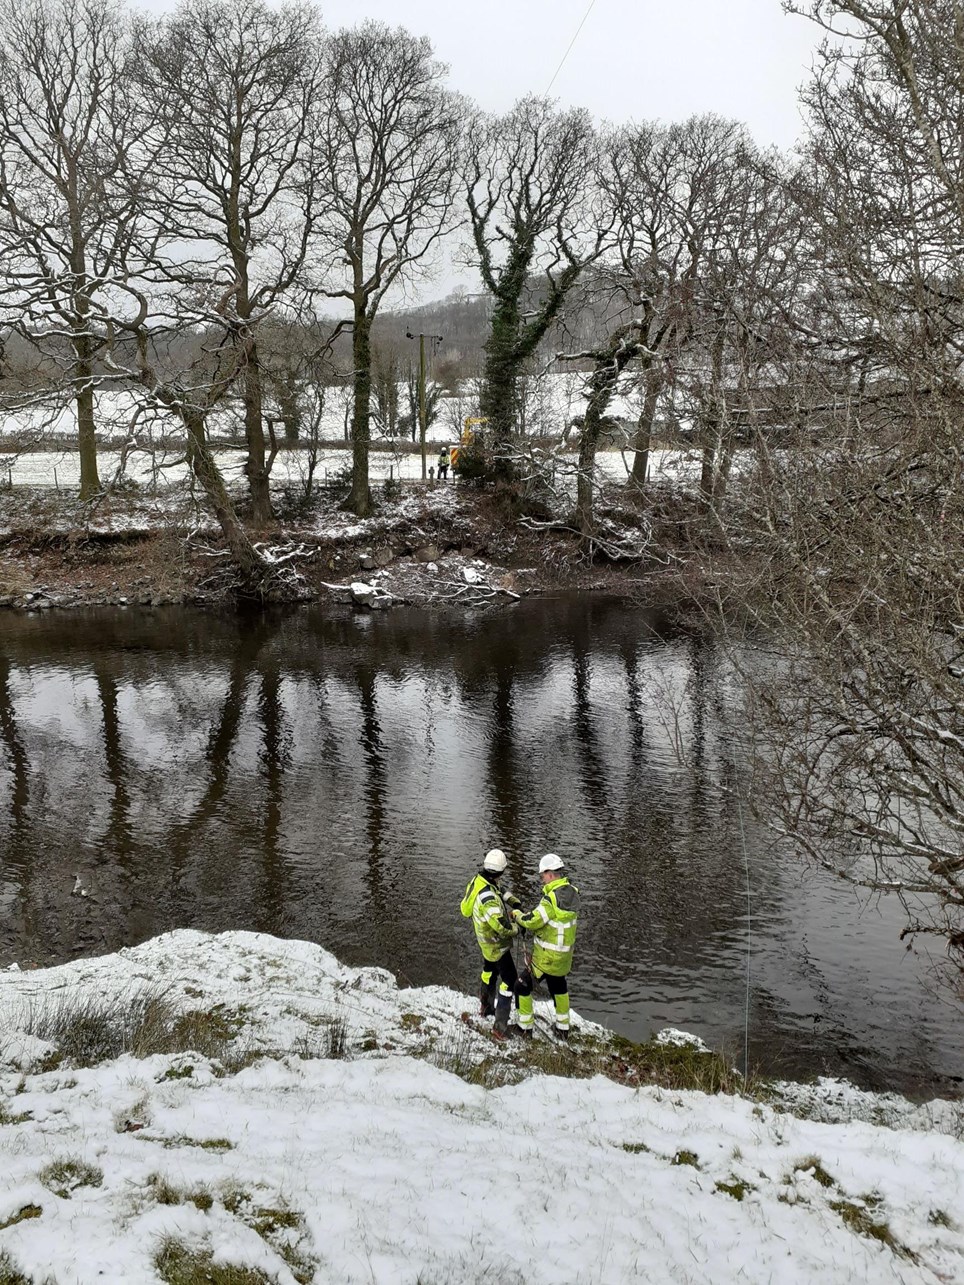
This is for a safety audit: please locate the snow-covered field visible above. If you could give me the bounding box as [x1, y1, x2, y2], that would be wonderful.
[0, 379, 707, 494]
[0, 374, 639, 452]
[1, 931, 962, 1284]
[1, 443, 700, 492]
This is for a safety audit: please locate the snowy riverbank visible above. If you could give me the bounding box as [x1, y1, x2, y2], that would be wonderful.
[1, 931, 962, 1284]
[0, 479, 667, 612]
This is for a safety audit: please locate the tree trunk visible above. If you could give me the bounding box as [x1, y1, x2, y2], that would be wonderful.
[184, 410, 266, 586]
[242, 336, 272, 525]
[74, 336, 100, 500]
[480, 296, 520, 482]
[699, 417, 719, 508]
[629, 366, 662, 494]
[346, 310, 374, 516]
[279, 373, 301, 443]
[700, 327, 727, 516]
[573, 329, 644, 544]
[575, 407, 600, 541]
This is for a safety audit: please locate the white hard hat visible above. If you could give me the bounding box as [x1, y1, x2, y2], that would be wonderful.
[539, 853, 565, 873]
[483, 849, 507, 873]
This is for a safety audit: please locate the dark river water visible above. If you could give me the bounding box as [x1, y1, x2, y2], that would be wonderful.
[0, 599, 961, 1096]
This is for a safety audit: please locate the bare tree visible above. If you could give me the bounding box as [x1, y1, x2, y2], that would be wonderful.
[557, 323, 650, 542]
[553, 117, 797, 542]
[128, 319, 268, 585]
[465, 96, 612, 480]
[736, 0, 964, 969]
[134, 0, 324, 525]
[0, 0, 157, 498]
[371, 343, 401, 438]
[403, 362, 443, 442]
[599, 121, 703, 494]
[604, 117, 796, 515]
[314, 21, 461, 516]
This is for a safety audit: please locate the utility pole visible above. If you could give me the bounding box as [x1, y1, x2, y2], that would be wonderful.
[407, 330, 443, 480]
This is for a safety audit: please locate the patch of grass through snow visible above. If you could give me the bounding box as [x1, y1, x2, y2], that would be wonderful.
[0, 1204, 42, 1231]
[244, 1203, 314, 1285]
[147, 1174, 214, 1212]
[149, 1189, 315, 1285]
[0, 1102, 31, 1126]
[602, 1033, 759, 1094]
[0, 1249, 33, 1285]
[672, 1150, 699, 1168]
[715, 1179, 753, 1201]
[38, 1157, 103, 1198]
[17, 989, 246, 1069]
[789, 1156, 835, 1188]
[426, 1025, 763, 1094]
[137, 1135, 234, 1152]
[154, 1241, 273, 1285]
[830, 1197, 914, 1259]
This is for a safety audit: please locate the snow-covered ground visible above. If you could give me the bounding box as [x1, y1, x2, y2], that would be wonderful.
[1, 931, 962, 1284]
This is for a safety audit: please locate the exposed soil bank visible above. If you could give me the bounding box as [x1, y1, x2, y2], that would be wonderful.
[0, 482, 687, 612]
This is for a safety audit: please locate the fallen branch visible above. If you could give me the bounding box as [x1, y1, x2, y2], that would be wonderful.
[434, 577, 521, 603]
[516, 515, 655, 563]
[252, 541, 317, 568]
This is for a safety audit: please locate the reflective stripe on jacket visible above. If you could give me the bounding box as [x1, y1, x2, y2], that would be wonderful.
[460, 874, 514, 962]
[518, 877, 579, 977]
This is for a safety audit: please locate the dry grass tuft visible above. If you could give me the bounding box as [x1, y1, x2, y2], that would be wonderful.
[154, 1241, 273, 1285]
[38, 1157, 103, 1198]
[18, 989, 241, 1069]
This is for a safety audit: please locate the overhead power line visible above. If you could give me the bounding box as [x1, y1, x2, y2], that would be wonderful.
[545, 0, 599, 95]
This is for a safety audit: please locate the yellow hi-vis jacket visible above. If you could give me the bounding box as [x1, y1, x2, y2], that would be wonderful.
[518, 876, 579, 977]
[460, 874, 516, 962]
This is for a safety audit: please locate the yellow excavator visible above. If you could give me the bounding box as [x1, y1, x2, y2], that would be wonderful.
[451, 416, 488, 473]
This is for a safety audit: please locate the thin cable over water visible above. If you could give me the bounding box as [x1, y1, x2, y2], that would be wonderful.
[736, 790, 752, 1083]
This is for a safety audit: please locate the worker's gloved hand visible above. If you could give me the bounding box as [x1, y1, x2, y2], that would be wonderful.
[504, 892, 521, 909]
[511, 908, 524, 922]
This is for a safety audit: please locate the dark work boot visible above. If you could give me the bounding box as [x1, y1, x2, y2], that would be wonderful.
[479, 984, 496, 1018]
[507, 1024, 533, 1041]
[493, 993, 511, 1038]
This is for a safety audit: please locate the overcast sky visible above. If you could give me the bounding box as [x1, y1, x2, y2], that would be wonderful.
[141, 0, 821, 151]
[321, 0, 820, 149]
[138, 0, 822, 303]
